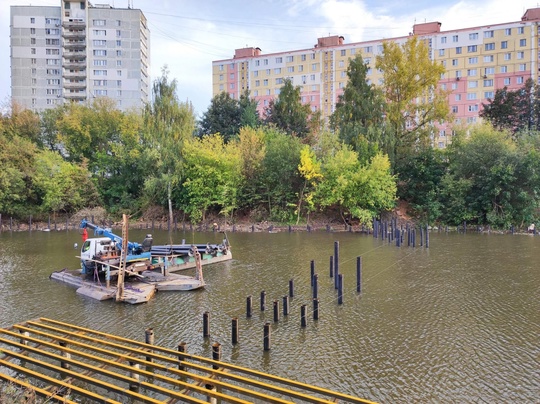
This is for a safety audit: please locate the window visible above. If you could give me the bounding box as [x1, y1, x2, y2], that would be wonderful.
[253, 71, 258, 77]
[301, 54, 306, 61]
[439, 49, 445, 57]
[339, 60, 344, 68]
[263, 79, 268, 86]
[467, 69, 477, 76]
[483, 79, 494, 86]
[339, 82, 345, 88]
[93, 40, 106, 46]
[484, 91, 494, 99]
[287, 66, 294, 73]
[518, 27, 524, 34]
[115, 30, 121, 37]
[340, 49, 346, 56]
[467, 45, 477, 52]
[219, 64, 224, 71]
[485, 43, 495, 51]
[500, 66, 508, 73]
[94, 90, 107, 96]
[504, 77, 511, 85]
[254, 60, 260, 67]
[275, 57, 282, 63]
[46, 59, 60, 65]
[253, 90, 258, 96]
[504, 53, 511, 61]
[441, 36, 447, 44]
[517, 51, 525, 60]
[452, 35, 458, 42]
[31, 48, 36, 54]
[93, 70, 107, 76]
[467, 93, 477, 100]
[30, 28, 36, 34]
[31, 38, 36, 44]
[452, 59, 458, 66]
[456, 70, 462, 78]
[485, 67, 495, 75]
[274, 88, 279, 95]
[274, 68, 281, 74]
[519, 63, 526, 71]
[517, 76, 524, 84]
[501, 41, 508, 49]
[484, 55, 494, 63]
[312, 63, 318, 71]
[275, 78, 283, 84]
[468, 105, 479, 112]
[520, 39, 526, 46]
[46, 79, 60, 85]
[484, 30, 494, 38]
[468, 57, 478, 64]
[94, 80, 107, 86]
[452, 106, 458, 113]
[31, 17, 36, 23]
[286, 56, 294, 62]
[46, 69, 60, 75]
[469, 33, 478, 40]
[365, 46, 372, 53]
[441, 83, 447, 90]
[451, 83, 457, 90]
[93, 19, 106, 26]
[116, 60, 121, 66]
[255, 80, 260, 87]
[341, 71, 346, 78]
[311, 85, 317, 91]
[310, 74, 315, 81]
[350, 48, 355, 55]
[468, 81, 478, 88]
[456, 47, 462, 54]
[116, 20, 121, 27]
[310, 53, 316, 60]
[94, 30, 106, 36]
[116, 40, 121, 46]
[364, 57, 371, 64]
[505, 28, 511, 36]
[93, 50, 107, 56]
[264, 59, 268, 65]
[266, 69, 270, 75]
[229, 73, 234, 79]
[93, 60, 107, 66]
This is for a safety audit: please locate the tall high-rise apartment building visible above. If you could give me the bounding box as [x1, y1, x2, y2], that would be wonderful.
[10, 0, 150, 112]
[213, 7, 540, 148]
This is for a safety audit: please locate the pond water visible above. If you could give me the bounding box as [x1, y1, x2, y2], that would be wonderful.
[0, 228, 538, 402]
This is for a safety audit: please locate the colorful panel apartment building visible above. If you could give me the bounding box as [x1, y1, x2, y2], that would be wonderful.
[212, 8, 540, 148]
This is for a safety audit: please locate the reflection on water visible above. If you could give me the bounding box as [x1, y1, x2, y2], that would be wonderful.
[1, 229, 538, 402]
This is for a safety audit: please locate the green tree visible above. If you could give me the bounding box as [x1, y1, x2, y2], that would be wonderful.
[376, 36, 449, 164]
[265, 78, 311, 138]
[297, 145, 322, 224]
[182, 134, 242, 222]
[33, 150, 100, 215]
[330, 54, 386, 160]
[143, 67, 196, 223]
[236, 126, 266, 210]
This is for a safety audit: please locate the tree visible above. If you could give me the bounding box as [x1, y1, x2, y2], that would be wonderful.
[330, 54, 386, 160]
[297, 145, 322, 224]
[182, 135, 242, 222]
[265, 78, 311, 138]
[376, 36, 449, 164]
[236, 126, 266, 210]
[143, 67, 196, 224]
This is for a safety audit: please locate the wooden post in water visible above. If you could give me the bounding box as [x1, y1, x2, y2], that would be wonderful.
[178, 342, 187, 371]
[310, 260, 315, 286]
[289, 279, 294, 298]
[334, 241, 339, 289]
[203, 312, 210, 338]
[29, 215, 32, 232]
[300, 304, 307, 327]
[420, 227, 424, 246]
[330, 255, 334, 278]
[246, 295, 253, 318]
[212, 343, 221, 369]
[313, 298, 319, 320]
[260, 290, 266, 311]
[425, 225, 429, 248]
[313, 274, 318, 299]
[263, 322, 271, 351]
[356, 256, 362, 293]
[273, 300, 279, 322]
[283, 296, 289, 315]
[232, 317, 239, 344]
[145, 328, 154, 365]
[338, 274, 344, 305]
[128, 361, 140, 392]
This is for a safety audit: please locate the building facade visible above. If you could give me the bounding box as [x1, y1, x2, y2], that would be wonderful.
[10, 0, 150, 112]
[212, 8, 540, 148]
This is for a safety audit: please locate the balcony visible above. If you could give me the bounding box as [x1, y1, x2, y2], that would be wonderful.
[63, 79, 86, 89]
[62, 30, 86, 40]
[63, 59, 86, 69]
[62, 20, 85, 29]
[63, 40, 86, 49]
[63, 69, 87, 79]
[64, 91, 87, 99]
[63, 50, 86, 59]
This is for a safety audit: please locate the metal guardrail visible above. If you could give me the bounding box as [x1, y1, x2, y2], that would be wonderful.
[0, 317, 377, 404]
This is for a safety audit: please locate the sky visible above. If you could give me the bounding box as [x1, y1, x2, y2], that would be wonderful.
[0, 0, 538, 117]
